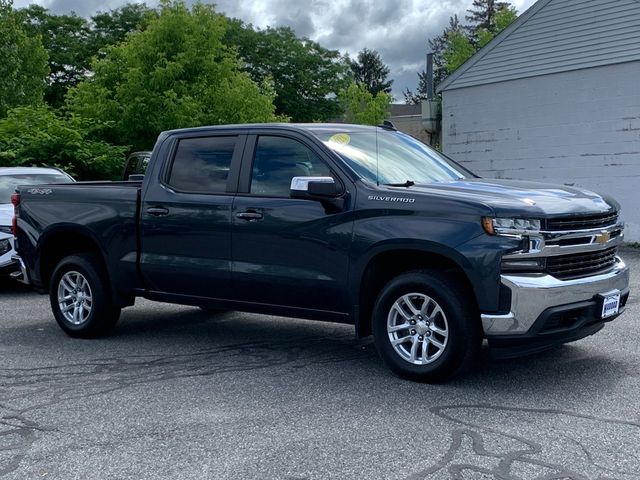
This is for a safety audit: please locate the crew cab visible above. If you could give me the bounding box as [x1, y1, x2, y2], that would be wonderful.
[11, 124, 630, 381]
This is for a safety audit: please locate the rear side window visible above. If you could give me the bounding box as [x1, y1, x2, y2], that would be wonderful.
[167, 136, 236, 193]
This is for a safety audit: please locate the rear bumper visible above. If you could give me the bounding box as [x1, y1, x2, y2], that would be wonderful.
[481, 257, 629, 356]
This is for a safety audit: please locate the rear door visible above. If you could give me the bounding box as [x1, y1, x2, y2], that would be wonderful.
[231, 132, 353, 314]
[140, 131, 245, 299]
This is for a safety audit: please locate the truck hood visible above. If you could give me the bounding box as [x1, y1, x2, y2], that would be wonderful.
[0, 204, 12, 227]
[403, 178, 618, 217]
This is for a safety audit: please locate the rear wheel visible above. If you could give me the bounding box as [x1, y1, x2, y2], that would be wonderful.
[50, 254, 121, 338]
[372, 270, 480, 382]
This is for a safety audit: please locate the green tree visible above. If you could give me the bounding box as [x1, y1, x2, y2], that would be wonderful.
[476, 6, 518, 47]
[20, 3, 157, 107]
[0, 106, 127, 180]
[0, 0, 48, 117]
[338, 81, 390, 125]
[428, 15, 463, 88]
[348, 48, 393, 96]
[90, 3, 157, 54]
[225, 21, 350, 122]
[20, 5, 92, 107]
[403, 70, 430, 105]
[466, 0, 510, 33]
[443, 30, 476, 74]
[442, 4, 517, 74]
[67, 1, 281, 150]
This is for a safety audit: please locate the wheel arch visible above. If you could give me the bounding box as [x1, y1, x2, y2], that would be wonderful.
[352, 242, 479, 338]
[37, 225, 109, 291]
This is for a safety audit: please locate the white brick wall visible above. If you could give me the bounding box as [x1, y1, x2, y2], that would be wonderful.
[442, 61, 640, 240]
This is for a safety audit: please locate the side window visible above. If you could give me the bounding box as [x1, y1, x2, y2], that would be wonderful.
[167, 136, 236, 193]
[123, 156, 140, 180]
[139, 155, 150, 175]
[250, 136, 333, 197]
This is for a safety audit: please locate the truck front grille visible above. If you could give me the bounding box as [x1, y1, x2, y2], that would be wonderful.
[546, 247, 618, 280]
[546, 212, 618, 231]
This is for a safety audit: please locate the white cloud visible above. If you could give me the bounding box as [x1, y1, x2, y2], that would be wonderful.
[14, 0, 540, 98]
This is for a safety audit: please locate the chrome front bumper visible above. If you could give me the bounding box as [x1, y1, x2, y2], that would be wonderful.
[10, 254, 30, 285]
[482, 257, 629, 335]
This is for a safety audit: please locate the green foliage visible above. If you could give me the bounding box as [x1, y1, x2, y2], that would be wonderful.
[428, 14, 463, 89]
[348, 48, 393, 96]
[443, 30, 476, 74]
[225, 21, 350, 122]
[338, 81, 390, 126]
[403, 70, 430, 105]
[0, 106, 128, 180]
[20, 5, 92, 108]
[495, 6, 518, 31]
[19, 3, 155, 107]
[90, 3, 157, 52]
[67, 1, 281, 150]
[476, 28, 494, 48]
[0, 0, 48, 117]
[475, 6, 518, 47]
[466, 0, 510, 32]
[441, 4, 518, 75]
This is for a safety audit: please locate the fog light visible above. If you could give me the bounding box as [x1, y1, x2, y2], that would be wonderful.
[501, 257, 546, 272]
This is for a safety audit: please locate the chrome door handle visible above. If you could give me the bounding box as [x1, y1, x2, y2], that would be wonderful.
[236, 211, 263, 221]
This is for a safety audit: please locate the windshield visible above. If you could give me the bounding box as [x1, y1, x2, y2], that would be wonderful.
[312, 128, 474, 185]
[0, 172, 73, 203]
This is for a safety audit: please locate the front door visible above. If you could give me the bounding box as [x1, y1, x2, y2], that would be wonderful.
[140, 133, 244, 299]
[231, 133, 353, 314]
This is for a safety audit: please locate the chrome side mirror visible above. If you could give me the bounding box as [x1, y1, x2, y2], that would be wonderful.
[290, 177, 337, 199]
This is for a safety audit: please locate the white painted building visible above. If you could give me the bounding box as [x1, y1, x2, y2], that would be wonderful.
[438, 0, 640, 240]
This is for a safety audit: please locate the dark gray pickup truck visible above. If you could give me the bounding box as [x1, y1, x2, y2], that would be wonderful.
[11, 123, 630, 381]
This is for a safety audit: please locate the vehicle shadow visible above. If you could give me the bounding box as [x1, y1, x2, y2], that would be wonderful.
[0, 277, 32, 294]
[106, 304, 632, 393]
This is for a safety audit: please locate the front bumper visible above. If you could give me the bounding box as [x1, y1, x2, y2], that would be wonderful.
[482, 257, 629, 356]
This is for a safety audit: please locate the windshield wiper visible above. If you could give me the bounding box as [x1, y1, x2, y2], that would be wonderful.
[383, 180, 415, 187]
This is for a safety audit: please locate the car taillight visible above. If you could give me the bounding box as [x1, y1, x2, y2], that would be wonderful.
[11, 192, 19, 236]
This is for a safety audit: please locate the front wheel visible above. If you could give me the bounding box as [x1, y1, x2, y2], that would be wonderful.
[372, 270, 480, 382]
[50, 254, 121, 338]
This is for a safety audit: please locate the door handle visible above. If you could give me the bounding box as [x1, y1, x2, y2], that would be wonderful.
[146, 207, 169, 217]
[236, 211, 263, 221]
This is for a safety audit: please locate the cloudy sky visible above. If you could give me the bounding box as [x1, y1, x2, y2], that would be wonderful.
[14, 0, 537, 98]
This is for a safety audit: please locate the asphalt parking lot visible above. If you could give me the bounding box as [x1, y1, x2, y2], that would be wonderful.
[1, 250, 639, 480]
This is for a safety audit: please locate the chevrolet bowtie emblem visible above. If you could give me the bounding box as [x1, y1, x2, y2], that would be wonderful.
[595, 232, 610, 244]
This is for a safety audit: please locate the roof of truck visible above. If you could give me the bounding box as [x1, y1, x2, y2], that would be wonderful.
[161, 123, 390, 137]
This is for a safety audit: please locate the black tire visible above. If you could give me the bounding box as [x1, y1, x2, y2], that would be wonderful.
[372, 270, 481, 383]
[49, 254, 121, 338]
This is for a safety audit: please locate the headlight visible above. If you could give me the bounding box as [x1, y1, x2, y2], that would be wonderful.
[482, 217, 542, 235]
[0, 238, 11, 256]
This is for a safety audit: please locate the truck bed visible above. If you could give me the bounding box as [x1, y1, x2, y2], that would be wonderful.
[16, 181, 142, 294]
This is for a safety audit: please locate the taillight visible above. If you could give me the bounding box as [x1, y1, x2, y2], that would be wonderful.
[11, 192, 19, 236]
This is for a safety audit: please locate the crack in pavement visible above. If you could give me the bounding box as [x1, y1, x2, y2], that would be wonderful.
[0, 333, 373, 477]
[405, 404, 640, 480]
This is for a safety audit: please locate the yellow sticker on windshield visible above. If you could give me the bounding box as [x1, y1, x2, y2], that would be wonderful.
[329, 133, 350, 145]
